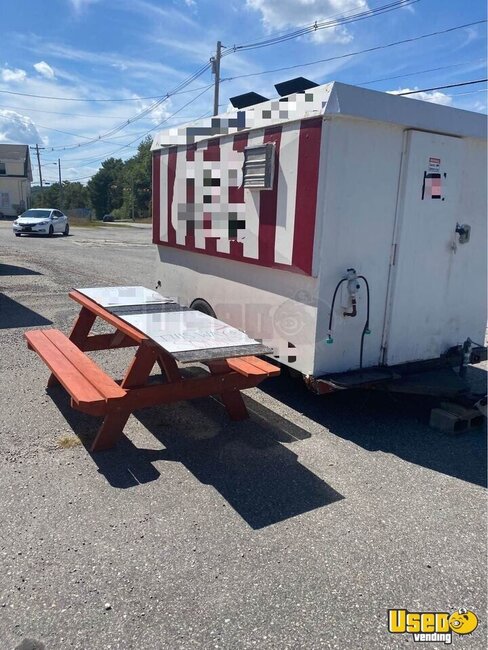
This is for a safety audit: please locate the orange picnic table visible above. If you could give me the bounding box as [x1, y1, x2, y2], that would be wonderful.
[25, 286, 279, 452]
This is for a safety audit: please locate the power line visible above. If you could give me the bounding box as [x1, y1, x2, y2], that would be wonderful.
[37, 62, 212, 153]
[49, 174, 94, 182]
[211, 1, 419, 115]
[43, 79, 486, 182]
[222, 0, 420, 54]
[48, 77, 210, 151]
[34, 123, 123, 144]
[0, 104, 134, 119]
[48, 77, 213, 152]
[8, 60, 481, 137]
[21, 11, 485, 169]
[397, 78, 487, 95]
[221, 20, 487, 82]
[357, 58, 486, 86]
[84, 87, 213, 165]
[55, 87, 213, 168]
[49, 78, 486, 169]
[231, 0, 417, 44]
[41, 113, 211, 164]
[445, 88, 487, 98]
[0, 82, 212, 102]
[0, 102, 213, 120]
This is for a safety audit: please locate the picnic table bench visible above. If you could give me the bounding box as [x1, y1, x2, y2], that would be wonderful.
[25, 286, 279, 452]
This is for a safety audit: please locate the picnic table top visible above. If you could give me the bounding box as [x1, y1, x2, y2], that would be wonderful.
[73, 286, 273, 363]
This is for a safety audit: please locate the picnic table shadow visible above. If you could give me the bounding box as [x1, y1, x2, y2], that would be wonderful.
[48, 378, 343, 530]
[258, 368, 487, 489]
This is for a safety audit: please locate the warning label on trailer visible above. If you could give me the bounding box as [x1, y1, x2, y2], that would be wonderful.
[428, 157, 441, 172]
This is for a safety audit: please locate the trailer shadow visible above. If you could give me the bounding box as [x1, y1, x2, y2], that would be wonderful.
[0, 293, 52, 329]
[48, 384, 344, 529]
[258, 370, 487, 488]
[0, 263, 42, 275]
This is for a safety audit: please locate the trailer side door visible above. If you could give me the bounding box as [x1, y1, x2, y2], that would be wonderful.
[382, 129, 485, 366]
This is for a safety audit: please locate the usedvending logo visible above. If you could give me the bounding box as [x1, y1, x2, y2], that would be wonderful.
[388, 608, 479, 644]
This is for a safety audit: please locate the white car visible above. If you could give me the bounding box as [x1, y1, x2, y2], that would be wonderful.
[13, 208, 70, 237]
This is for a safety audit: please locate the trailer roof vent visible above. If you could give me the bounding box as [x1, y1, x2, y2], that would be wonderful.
[230, 91, 269, 109]
[243, 143, 275, 190]
[274, 77, 318, 97]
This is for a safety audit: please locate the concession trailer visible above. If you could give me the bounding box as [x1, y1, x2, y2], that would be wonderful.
[151, 80, 487, 392]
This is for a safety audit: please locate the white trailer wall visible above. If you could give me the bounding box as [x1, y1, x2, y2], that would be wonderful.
[314, 116, 404, 375]
[314, 115, 487, 376]
[156, 245, 320, 374]
[153, 82, 487, 378]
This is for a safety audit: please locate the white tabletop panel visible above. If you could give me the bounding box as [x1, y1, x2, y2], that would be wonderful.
[123, 309, 256, 353]
[76, 286, 175, 307]
[74, 285, 270, 360]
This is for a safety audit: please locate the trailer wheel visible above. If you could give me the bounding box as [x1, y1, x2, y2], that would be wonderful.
[190, 298, 216, 318]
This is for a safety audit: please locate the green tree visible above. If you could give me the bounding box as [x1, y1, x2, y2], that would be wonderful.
[87, 157, 124, 218]
[62, 181, 90, 209]
[30, 181, 90, 211]
[119, 137, 152, 219]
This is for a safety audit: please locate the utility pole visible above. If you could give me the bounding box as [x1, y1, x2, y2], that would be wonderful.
[131, 176, 135, 221]
[30, 144, 45, 202]
[58, 158, 63, 210]
[211, 40, 222, 116]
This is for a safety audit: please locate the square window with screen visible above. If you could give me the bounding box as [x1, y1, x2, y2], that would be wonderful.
[242, 143, 275, 190]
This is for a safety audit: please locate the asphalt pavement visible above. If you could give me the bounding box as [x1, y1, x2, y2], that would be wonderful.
[0, 221, 486, 649]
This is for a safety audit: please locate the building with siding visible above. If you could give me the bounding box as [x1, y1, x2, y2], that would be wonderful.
[0, 144, 33, 217]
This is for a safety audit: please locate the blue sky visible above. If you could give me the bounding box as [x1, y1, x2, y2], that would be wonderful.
[0, 0, 486, 184]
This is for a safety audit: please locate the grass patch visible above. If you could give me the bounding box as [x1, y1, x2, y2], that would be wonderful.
[69, 218, 103, 228]
[57, 434, 82, 449]
[69, 217, 152, 227]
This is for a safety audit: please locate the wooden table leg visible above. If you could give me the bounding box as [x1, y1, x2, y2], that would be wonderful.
[47, 307, 97, 387]
[206, 360, 249, 421]
[91, 342, 160, 452]
[69, 307, 97, 346]
[157, 350, 181, 383]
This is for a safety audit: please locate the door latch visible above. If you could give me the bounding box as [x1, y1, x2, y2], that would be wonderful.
[455, 223, 471, 244]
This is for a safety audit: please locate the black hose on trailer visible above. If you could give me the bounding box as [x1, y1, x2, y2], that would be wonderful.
[357, 275, 370, 374]
[327, 278, 347, 341]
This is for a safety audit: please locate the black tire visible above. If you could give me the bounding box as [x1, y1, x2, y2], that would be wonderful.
[189, 298, 216, 317]
[48, 225, 54, 237]
[15, 233, 21, 237]
[63, 223, 70, 236]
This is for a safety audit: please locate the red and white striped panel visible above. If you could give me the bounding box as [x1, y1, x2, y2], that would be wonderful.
[153, 117, 322, 275]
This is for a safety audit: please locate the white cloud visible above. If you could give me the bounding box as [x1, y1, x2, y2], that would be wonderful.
[25, 39, 182, 79]
[123, 0, 198, 28]
[470, 99, 487, 113]
[0, 109, 41, 144]
[184, 0, 196, 6]
[246, 0, 368, 43]
[1, 67, 27, 83]
[151, 34, 214, 62]
[134, 95, 173, 125]
[68, 0, 99, 13]
[388, 88, 453, 106]
[33, 61, 56, 79]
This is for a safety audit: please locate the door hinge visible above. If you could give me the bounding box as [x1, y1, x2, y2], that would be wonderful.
[391, 243, 398, 266]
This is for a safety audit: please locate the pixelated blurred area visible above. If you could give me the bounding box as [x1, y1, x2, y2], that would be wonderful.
[155, 84, 332, 147]
[175, 141, 246, 246]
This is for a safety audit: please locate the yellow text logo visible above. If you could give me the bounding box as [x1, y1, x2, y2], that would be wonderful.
[388, 608, 478, 645]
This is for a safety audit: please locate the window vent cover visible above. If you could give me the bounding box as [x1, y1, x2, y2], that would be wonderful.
[243, 143, 275, 190]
